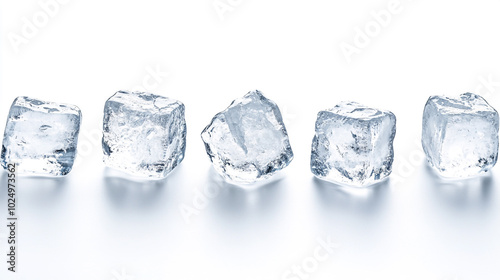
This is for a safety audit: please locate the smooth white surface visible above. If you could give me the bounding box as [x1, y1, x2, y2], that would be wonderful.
[1, 0, 500, 279]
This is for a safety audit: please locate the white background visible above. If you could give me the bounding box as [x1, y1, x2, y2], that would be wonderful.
[1, 0, 500, 279]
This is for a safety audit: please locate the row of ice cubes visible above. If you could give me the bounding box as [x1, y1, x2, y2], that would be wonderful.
[1, 91, 498, 187]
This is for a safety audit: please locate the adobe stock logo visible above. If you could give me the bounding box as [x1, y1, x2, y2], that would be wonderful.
[340, 0, 408, 63]
[8, 0, 70, 54]
[213, 0, 243, 21]
[130, 64, 170, 93]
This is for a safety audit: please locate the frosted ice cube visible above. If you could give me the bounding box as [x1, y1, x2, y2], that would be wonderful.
[311, 102, 396, 186]
[1, 96, 82, 176]
[201, 90, 293, 184]
[102, 91, 186, 179]
[422, 93, 499, 178]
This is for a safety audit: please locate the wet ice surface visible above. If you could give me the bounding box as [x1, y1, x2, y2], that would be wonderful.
[422, 93, 499, 178]
[311, 101, 396, 186]
[201, 90, 293, 184]
[1, 96, 81, 176]
[102, 91, 186, 179]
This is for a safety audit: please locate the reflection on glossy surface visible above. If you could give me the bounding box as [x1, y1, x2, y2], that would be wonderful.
[17, 174, 68, 210]
[102, 166, 182, 212]
[0, 171, 74, 263]
[0, 171, 68, 208]
[207, 167, 286, 220]
[422, 164, 494, 211]
[200, 168, 293, 267]
[312, 176, 390, 217]
[415, 163, 499, 279]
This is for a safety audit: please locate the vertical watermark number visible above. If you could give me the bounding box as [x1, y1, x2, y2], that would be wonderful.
[6, 163, 17, 273]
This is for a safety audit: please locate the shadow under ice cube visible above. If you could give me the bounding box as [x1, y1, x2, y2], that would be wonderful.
[1, 96, 82, 176]
[422, 93, 499, 178]
[102, 91, 186, 179]
[311, 102, 396, 186]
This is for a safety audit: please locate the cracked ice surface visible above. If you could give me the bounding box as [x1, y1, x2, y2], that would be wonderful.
[201, 90, 293, 184]
[311, 101, 396, 186]
[102, 91, 186, 179]
[422, 93, 499, 178]
[1, 96, 82, 176]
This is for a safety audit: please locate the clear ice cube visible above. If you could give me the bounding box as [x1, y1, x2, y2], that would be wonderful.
[201, 90, 293, 184]
[311, 101, 396, 186]
[422, 93, 499, 178]
[1, 96, 82, 176]
[102, 91, 186, 179]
